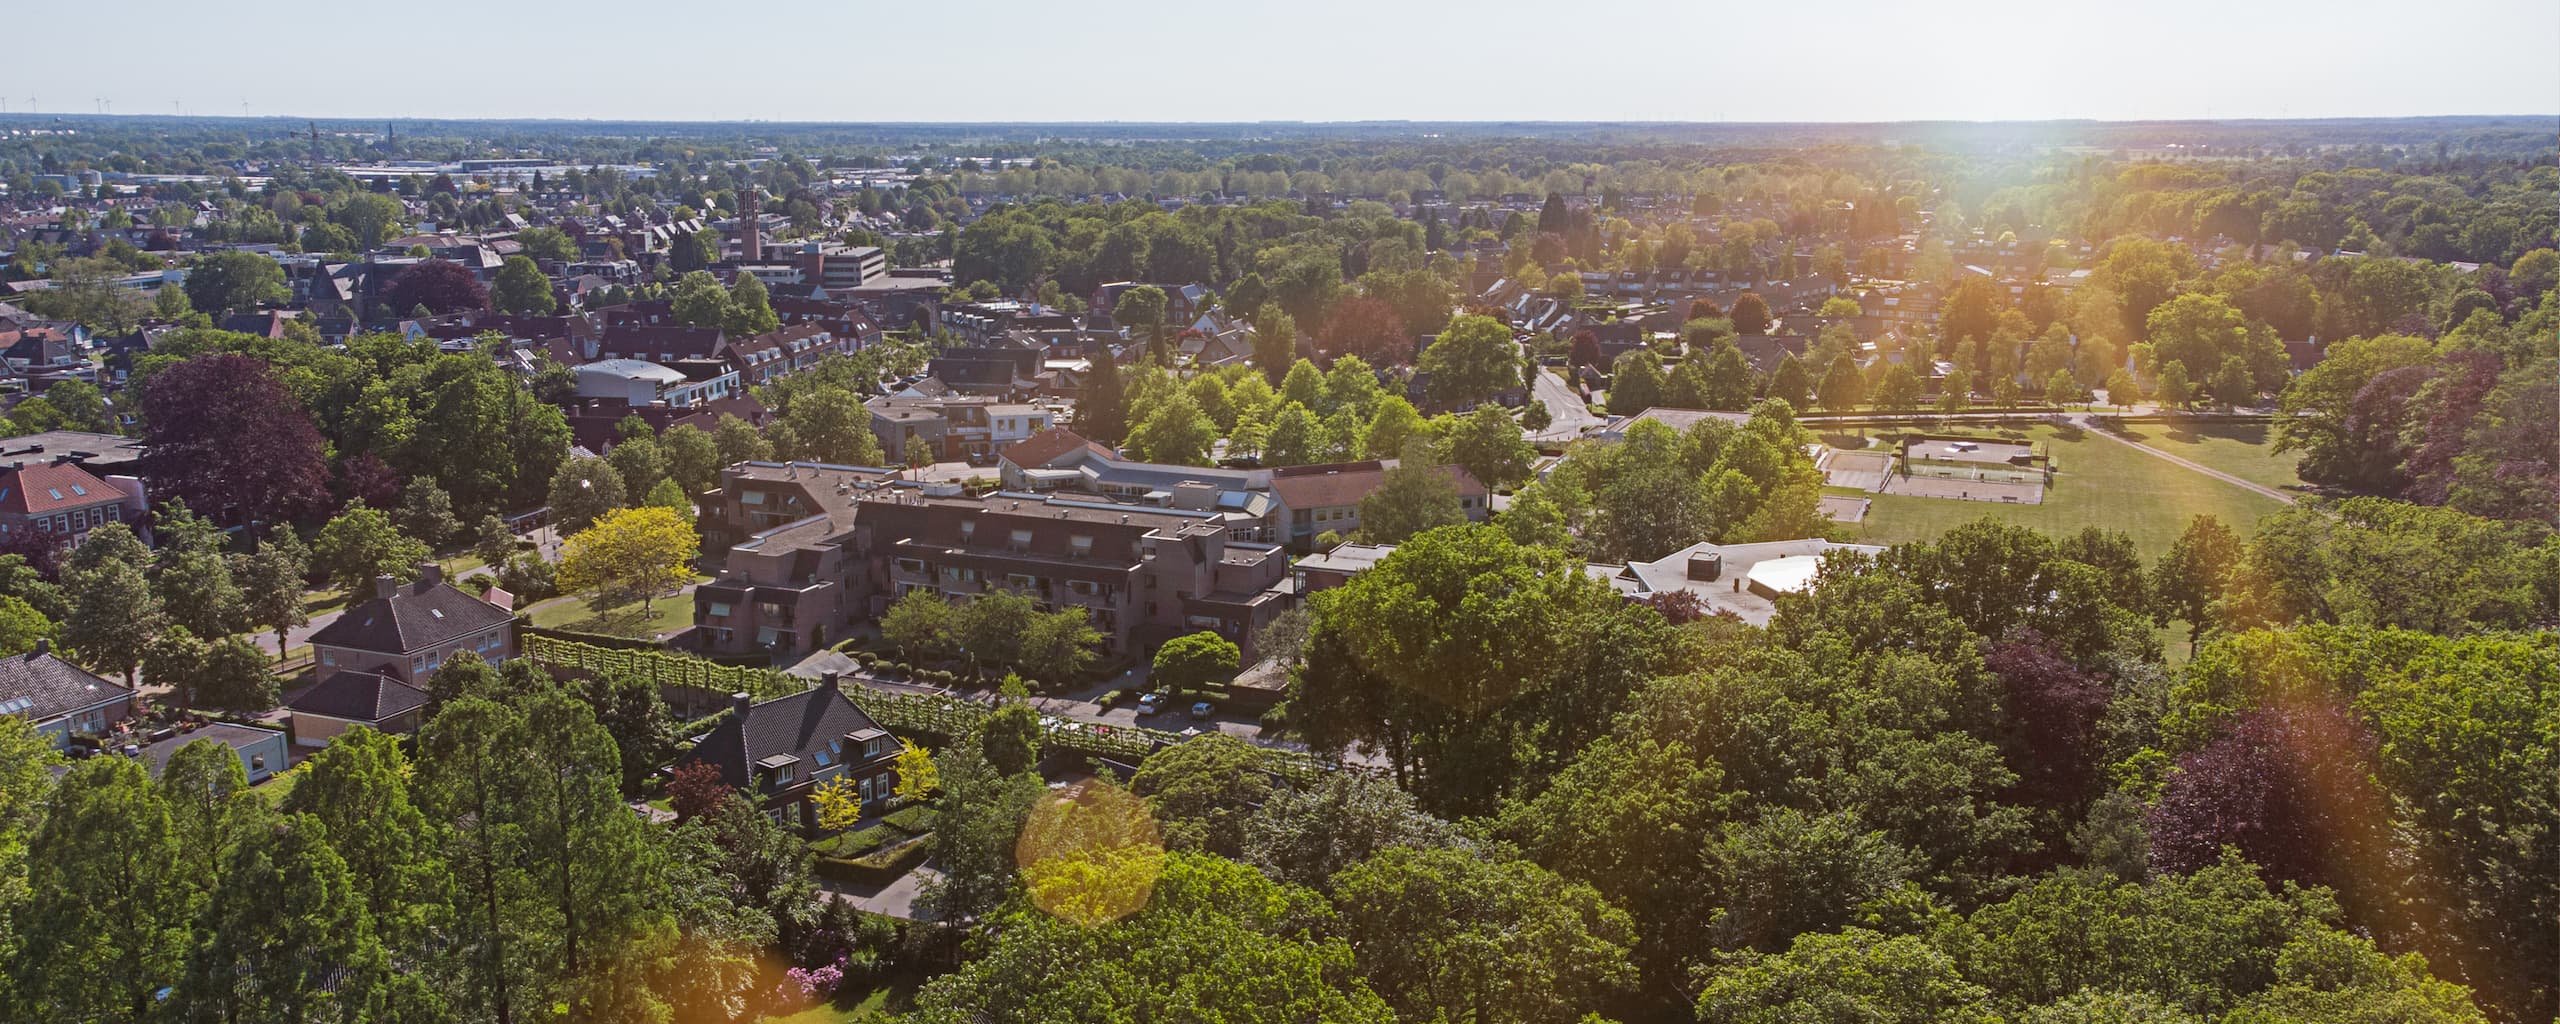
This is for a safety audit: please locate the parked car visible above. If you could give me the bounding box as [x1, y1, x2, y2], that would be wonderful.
[1190, 701, 1215, 719]
[1136, 692, 1166, 715]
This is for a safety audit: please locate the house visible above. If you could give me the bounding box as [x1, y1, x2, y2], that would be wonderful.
[1268, 460, 1490, 549]
[142, 723, 289, 784]
[0, 640, 137, 750]
[284, 670, 432, 748]
[0, 461, 148, 548]
[573, 358, 739, 409]
[307, 565, 516, 686]
[673, 673, 902, 830]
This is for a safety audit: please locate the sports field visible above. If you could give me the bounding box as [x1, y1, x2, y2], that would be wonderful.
[1844, 423, 2290, 555]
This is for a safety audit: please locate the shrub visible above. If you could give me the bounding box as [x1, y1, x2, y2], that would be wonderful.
[817, 824, 898, 858]
[1096, 689, 1127, 707]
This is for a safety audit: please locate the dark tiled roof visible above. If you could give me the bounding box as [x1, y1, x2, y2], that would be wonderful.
[307, 580, 513, 656]
[286, 671, 429, 723]
[0, 648, 133, 723]
[681, 681, 890, 790]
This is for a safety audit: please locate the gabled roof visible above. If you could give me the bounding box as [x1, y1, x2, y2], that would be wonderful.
[0, 647, 132, 724]
[681, 680, 890, 790]
[286, 671, 430, 723]
[0, 463, 123, 516]
[307, 579, 513, 656]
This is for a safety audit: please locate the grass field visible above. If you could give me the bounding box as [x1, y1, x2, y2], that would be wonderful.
[525, 592, 699, 638]
[1845, 424, 2289, 555]
[2108, 420, 2306, 494]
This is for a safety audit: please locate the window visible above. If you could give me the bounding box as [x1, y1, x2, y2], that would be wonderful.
[959, 521, 975, 540]
[707, 602, 733, 618]
[1069, 535, 1092, 558]
[740, 491, 766, 505]
[1008, 529, 1033, 549]
[67, 484, 86, 497]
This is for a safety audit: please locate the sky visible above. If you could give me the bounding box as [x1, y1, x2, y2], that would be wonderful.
[6, 0, 2556, 123]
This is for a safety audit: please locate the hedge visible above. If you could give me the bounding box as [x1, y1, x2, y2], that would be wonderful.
[814, 834, 933, 886]
[882, 805, 939, 836]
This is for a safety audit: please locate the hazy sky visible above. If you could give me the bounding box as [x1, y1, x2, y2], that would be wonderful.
[8, 0, 2556, 123]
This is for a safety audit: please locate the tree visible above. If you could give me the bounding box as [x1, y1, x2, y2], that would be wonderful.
[666, 761, 733, 822]
[2104, 367, 2143, 409]
[915, 744, 1045, 925]
[1321, 295, 1410, 366]
[150, 501, 246, 640]
[384, 258, 490, 314]
[1240, 772, 1456, 889]
[724, 273, 779, 336]
[978, 702, 1043, 778]
[1871, 363, 1922, 413]
[710, 414, 772, 469]
[607, 432, 667, 498]
[1113, 285, 1170, 360]
[137, 353, 331, 525]
[517, 226, 577, 263]
[1336, 846, 1638, 1024]
[183, 251, 288, 315]
[1124, 733, 1267, 859]
[1767, 353, 1812, 407]
[2044, 369, 2083, 407]
[1357, 455, 1467, 543]
[491, 255, 556, 315]
[1697, 929, 1995, 1024]
[178, 810, 389, 1022]
[32, 380, 114, 434]
[2209, 355, 2255, 407]
[395, 477, 462, 550]
[194, 635, 280, 711]
[1241, 303, 1300, 384]
[2154, 360, 2195, 409]
[1609, 350, 1666, 414]
[1362, 395, 1431, 460]
[1419, 314, 1522, 409]
[312, 502, 431, 595]
[15, 757, 191, 1021]
[279, 726, 444, 953]
[911, 853, 1394, 1024]
[777, 387, 883, 466]
[557, 506, 698, 615]
[1124, 389, 1218, 465]
[1817, 353, 1866, 410]
[1730, 291, 1773, 335]
[660, 423, 720, 497]
[1439, 403, 1535, 490]
[547, 455, 628, 533]
[2152, 514, 2241, 649]
[880, 589, 958, 662]
[669, 270, 733, 327]
[65, 553, 159, 686]
[1151, 630, 1239, 697]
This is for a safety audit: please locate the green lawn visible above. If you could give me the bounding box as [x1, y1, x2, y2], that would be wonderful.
[2106, 419, 2306, 494]
[525, 592, 698, 639]
[762, 982, 910, 1023]
[1847, 424, 2289, 556]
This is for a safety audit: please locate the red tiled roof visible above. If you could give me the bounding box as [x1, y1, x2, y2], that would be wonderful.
[1000, 426, 1110, 469]
[1269, 460, 1487, 511]
[0, 463, 121, 516]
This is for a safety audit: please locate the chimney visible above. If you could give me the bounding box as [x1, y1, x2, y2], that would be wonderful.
[375, 574, 402, 600]
[417, 562, 444, 586]
[819, 671, 841, 696]
[730, 691, 754, 718]
[30, 637, 48, 658]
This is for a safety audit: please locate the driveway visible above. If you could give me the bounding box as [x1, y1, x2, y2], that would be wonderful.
[825, 860, 942, 921]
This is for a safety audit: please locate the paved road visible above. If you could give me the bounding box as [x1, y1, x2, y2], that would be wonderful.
[1525, 367, 1602, 444]
[2070, 413, 2298, 506]
[825, 860, 941, 920]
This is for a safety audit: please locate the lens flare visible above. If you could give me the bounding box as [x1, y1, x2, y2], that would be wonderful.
[1015, 778, 1164, 927]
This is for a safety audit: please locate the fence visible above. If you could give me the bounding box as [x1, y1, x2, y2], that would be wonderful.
[522, 635, 1335, 782]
